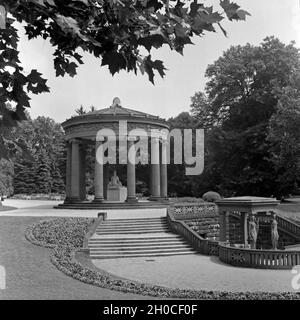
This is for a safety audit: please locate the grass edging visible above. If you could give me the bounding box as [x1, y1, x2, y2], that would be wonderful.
[25, 218, 300, 300]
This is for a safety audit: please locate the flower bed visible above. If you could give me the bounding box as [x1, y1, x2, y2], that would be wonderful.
[25, 218, 300, 300]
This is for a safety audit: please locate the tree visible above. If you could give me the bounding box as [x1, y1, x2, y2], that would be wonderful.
[268, 87, 300, 196]
[167, 111, 199, 196]
[2, 114, 66, 195]
[51, 165, 65, 193]
[35, 149, 52, 193]
[75, 105, 86, 115]
[191, 37, 300, 197]
[74, 104, 97, 116]
[14, 159, 37, 194]
[0, 0, 249, 131]
[0, 158, 14, 196]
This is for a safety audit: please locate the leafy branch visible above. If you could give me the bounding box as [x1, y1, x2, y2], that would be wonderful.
[0, 0, 250, 128]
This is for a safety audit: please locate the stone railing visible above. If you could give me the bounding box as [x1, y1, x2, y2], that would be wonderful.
[170, 202, 218, 220]
[168, 203, 300, 269]
[277, 215, 300, 241]
[219, 243, 300, 269]
[83, 212, 107, 250]
[167, 206, 219, 256]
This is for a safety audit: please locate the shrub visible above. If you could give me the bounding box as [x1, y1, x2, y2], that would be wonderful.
[170, 197, 204, 203]
[202, 191, 222, 202]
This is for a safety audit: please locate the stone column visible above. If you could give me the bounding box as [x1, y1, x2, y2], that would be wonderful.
[160, 138, 168, 199]
[79, 143, 86, 201]
[150, 137, 160, 200]
[94, 140, 104, 202]
[126, 137, 137, 202]
[241, 212, 249, 245]
[70, 139, 81, 202]
[219, 211, 229, 242]
[65, 141, 72, 203]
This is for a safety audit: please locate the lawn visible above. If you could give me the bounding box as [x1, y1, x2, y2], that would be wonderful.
[0, 216, 149, 300]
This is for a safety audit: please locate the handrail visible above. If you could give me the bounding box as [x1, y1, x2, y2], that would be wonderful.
[167, 207, 219, 256]
[277, 215, 300, 240]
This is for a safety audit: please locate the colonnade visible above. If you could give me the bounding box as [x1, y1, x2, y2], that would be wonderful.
[65, 136, 168, 203]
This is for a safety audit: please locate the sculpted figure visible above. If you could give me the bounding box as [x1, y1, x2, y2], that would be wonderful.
[108, 171, 122, 188]
[248, 215, 259, 249]
[271, 212, 279, 250]
[112, 97, 121, 107]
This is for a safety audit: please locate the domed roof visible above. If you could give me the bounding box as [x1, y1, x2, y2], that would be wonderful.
[62, 97, 169, 139]
[84, 97, 161, 120]
[87, 105, 159, 119]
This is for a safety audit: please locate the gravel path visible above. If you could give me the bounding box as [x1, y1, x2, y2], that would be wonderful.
[0, 216, 151, 300]
[93, 254, 298, 293]
[0, 199, 166, 219]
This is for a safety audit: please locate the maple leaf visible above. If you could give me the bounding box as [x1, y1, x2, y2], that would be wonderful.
[55, 14, 81, 37]
[101, 51, 127, 75]
[138, 34, 167, 51]
[220, 0, 250, 21]
[236, 9, 251, 21]
[66, 62, 78, 77]
[143, 55, 166, 84]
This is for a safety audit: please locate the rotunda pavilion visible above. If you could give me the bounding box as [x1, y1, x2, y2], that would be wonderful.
[56, 98, 170, 209]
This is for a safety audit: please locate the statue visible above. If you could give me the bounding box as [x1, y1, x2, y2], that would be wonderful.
[248, 215, 259, 249]
[271, 212, 279, 250]
[108, 171, 122, 189]
[107, 170, 127, 201]
[112, 97, 121, 107]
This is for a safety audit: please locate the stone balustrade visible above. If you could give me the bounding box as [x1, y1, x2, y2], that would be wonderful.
[277, 215, 300, 241]
[167, 206, 219, 256]
[167, 202, 300, 269]
[169, 202, 218, 220]
[219, 243, 300, 269]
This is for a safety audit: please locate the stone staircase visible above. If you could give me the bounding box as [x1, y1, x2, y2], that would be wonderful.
[89, 217, 198, 259]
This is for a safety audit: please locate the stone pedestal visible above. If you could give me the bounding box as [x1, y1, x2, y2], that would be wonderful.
[107, 187, 127, 202]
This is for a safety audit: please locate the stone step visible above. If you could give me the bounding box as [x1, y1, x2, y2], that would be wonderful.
[96, 227, 169, 233]
[96, 230, 171, 234]
[89, 240, 187, 246]
[89, 236, 182, 242]
[96, 226, 169, 230]
[101, 222, 168, 227]
[90, 251, 197, 259]
[90, 217, 196, 259]
[90, 246, 196, 253]
[89, 243, 190, 249]
[90, 247, 192, 252]
[55, 202, 168, 210]
[106, 218, 167, 223]
[98, 223, 168, 229]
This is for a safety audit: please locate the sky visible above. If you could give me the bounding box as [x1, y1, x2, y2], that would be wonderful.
[17, 0, 300, 123]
